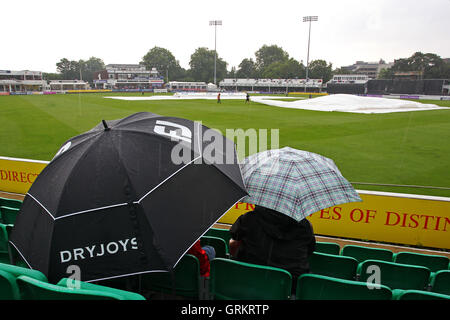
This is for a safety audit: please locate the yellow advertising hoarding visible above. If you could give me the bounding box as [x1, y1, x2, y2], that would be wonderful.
[1, 156, 449, 249]
[0, 156, 48, 195]
[219, 191, 450, 250]
[66, 90, 112, 93]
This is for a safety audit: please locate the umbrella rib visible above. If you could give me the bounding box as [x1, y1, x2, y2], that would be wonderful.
[27, 193, 56, 220]
[54, 202, 130, 220]
[171, 195, 247, 270]
[8, 240, 33, 269]
[42, 135, 200, 220]
[52, 133, 105, 219]
[50, 131, 102, 163]
[136, 155, 202, 204]
[85, 269, 170, 283]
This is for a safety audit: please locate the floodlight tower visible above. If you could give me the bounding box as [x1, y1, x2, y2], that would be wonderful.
[303, 16, 318, 93]
[209, 20, 222, 86]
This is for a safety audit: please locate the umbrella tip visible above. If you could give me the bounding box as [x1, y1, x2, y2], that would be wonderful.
[102, 120, 110, 131]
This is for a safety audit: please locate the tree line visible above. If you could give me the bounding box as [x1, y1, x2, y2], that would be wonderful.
[140, 45, 334, 83]
[46, 47, 449, 84]
[378, 52, 450, 79]
[44, 57, 106, 84]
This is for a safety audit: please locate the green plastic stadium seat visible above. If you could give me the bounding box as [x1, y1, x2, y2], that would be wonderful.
[296, 273, 392, 300]
[0, 206, 19, 225]
[57, 278, 145, 300]
[209, 258, 292, 300]
[205, 228, 232, 251]
[341, 245, 393, 263]
[201, 236, 229, 258]
[394, 252, 449, 273]
[358, 260, 430, 291]
[309, 252, 358, 280]
[4, 224, 13, 239]
[16, 275, 124, 300]
[0, 269, 21, 300]
[0, 198, 23, 210]
[392, 289, 450, 300]
[315, 242, 341, 255]
[0, 262, 48, 282]
[429, 270, 450, 295]
[0, 224, 10, 264]
[0, 253, 10, 264]
[6, 244, 29, 268]
[142, 254, 200, 298]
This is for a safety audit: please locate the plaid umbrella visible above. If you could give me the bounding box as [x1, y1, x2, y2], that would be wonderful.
[240, 147, 362, 222]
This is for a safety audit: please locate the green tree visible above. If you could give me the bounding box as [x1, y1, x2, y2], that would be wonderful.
[333, 67, 356, 76]
[189, 47, 228, 83]
[261, 58, 305, 79]
[255, 45, 289, 75]
[308, 59, 333, 82]
[228, 66, 237, 78]
[141, 46, 184, 81]
[56, 57, 105, 83]
[56, 58, 79, 80]
[236, 58, 258, 78]
[79, 57, 105, 83]
[379, 52, 448, 79]
[377, 68, 393, 79]
[42, 73, 63, 81]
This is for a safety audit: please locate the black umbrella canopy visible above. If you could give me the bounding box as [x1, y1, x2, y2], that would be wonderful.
[10, 112, 247, 283]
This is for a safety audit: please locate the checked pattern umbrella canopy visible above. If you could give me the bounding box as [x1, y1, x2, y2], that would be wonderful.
[240, 147, 362, 222]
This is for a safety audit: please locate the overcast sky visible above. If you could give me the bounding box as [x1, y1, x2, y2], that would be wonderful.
[2, 0, 450, 73]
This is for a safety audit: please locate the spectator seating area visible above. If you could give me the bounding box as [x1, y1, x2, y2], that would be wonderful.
[202, 227, 450, 300]
[0, 197, 449, 300]
[219, 78, 324, 93]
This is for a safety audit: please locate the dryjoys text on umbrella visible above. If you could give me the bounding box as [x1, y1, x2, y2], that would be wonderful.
[59, 237, 138, 263]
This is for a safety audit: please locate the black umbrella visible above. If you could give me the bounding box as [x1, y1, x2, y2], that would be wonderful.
[9, 112, 247, 283]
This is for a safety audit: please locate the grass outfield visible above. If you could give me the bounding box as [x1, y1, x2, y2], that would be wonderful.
[0, 93, 449, 197]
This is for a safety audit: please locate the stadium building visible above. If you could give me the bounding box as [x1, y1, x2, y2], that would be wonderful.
[326, 75, 370, 94]
[0, 70, 48, 93]
[49, 80, 90, 91]
[93, 64, 164, 91]
[219, 78, 324, 93]
[341, 60, 394, 79]
[165, 81, 209, 92]
[326, 74, 450, 96]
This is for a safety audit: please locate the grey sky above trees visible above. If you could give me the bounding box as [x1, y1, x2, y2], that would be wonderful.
[3, 0, 449, 74]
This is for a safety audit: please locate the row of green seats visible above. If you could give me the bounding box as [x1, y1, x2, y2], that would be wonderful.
[0, 197, 22, 210]
[358, 259, 430, 291]
[0, 262, 145, 300]
[0, 222, 28, 267]
[209, 258, 450, 300]
[205, 228, 450, 274]
[209, 258, 391, 300]
[143, 254, 201, 299]
[0, 206, 19, 225]
[202, 228, 450, 294]
[0, 198, 22, 263]
[316, 242, 449, 273]
[297, 274, 450, 300]
[4, 251, 444, 300]
[310, 251, 450, 293]
[200, 236, 229, 258]
[139, 252, 450, 300]
[204, 228, 232, 252]
[0, 224, 11, 264]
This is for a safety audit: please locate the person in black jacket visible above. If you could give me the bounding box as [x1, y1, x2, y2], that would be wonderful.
[229, 205, 316, 294]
